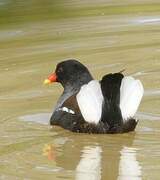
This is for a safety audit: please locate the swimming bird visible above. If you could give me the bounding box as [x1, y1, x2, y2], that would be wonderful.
[44, 59, 144, 134]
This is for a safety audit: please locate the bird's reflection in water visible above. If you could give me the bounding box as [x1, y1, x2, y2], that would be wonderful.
[118, 147, 142, 180]
[76, 146, 102, 180]
[42, 131, 142, 180]
[75, 145, 141, 180]
[43, 144, 55, 161]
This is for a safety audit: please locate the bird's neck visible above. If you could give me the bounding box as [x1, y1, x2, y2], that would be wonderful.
[54, 73, 93, 111]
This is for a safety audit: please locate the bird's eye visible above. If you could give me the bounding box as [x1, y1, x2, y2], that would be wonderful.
[57, 67, 63, 73]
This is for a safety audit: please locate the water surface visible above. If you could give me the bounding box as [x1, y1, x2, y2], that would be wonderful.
[0, 1, 160, 179]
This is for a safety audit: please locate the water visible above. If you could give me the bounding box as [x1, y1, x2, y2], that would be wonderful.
[0, 0, 160, 179]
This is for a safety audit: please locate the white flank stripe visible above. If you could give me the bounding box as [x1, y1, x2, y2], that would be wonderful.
[120, 76, 144, 121]
[76, 80, 103, 124]
[62, 107, 69, 113]
[58, 107, 75, 114]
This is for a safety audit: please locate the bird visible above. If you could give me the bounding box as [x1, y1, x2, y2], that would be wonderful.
[44, 59, 144, 134]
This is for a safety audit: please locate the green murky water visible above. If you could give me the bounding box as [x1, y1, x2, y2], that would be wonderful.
[0, 0, 160, 179]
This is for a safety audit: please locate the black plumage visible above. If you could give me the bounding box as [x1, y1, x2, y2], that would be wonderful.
[48, 60, 138, 134]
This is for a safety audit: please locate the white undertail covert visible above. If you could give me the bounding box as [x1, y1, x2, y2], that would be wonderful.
[76, 80, 103, 124]
[120, 76, 144, 121]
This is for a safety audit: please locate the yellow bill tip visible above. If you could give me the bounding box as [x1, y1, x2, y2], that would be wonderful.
[43, 79, 51, 85]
